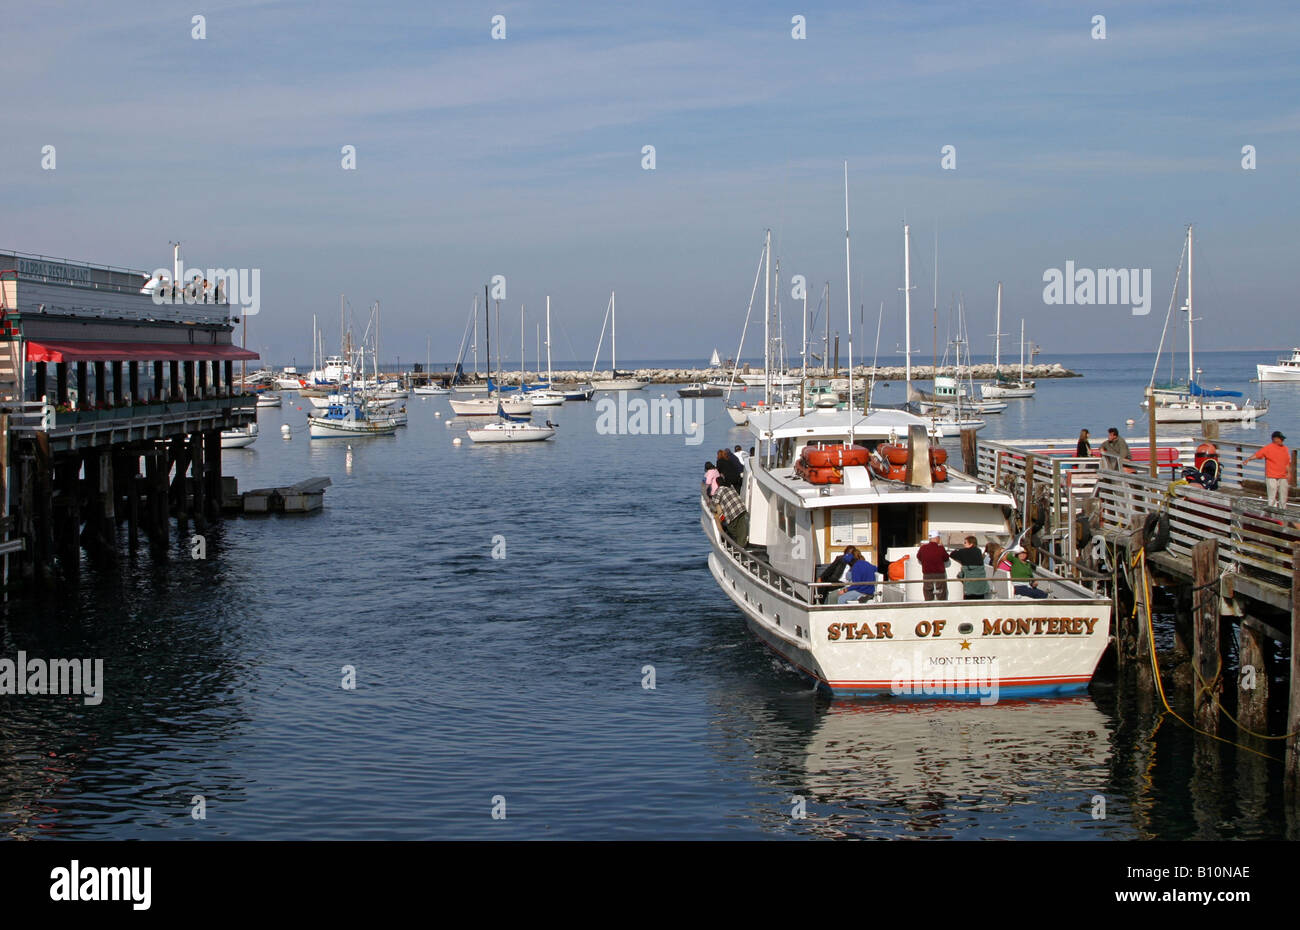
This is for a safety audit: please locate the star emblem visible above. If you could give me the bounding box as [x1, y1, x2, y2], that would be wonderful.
[959, 639, 971, 650]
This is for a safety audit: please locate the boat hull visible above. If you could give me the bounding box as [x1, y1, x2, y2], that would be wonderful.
[466, 424, 555, 442]
[1256, 365, 1300, 382]
[448, 396, 534, 416]
[980, 384, 1036, 398]
[591, 379, 646, 391]
[705, 522, 1109, 699]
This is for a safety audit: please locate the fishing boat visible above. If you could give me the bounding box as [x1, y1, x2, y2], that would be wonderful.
[466, 403, 556, 443]
[981, 285, 1036, 398]
[589, 291, 646, 390]
[705, 169, 1110, 698]
[1145, 225, 1267, 422]
[1256, 348, 1300, 382]
[221, 423, 259, 448]
[308, 399, 398, 437]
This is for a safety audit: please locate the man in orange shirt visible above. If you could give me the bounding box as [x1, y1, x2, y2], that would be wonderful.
[1251, 431, 1292, 508]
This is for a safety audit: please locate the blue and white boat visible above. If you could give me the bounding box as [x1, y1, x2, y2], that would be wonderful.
[309, 400, 398, 438]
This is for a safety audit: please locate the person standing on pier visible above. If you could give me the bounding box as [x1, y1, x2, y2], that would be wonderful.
[1099, 427, 1130, 469]
[1251, 431, 1291, 508]
[917, 533, 950, 601]
[1076, 429, 1091, 458]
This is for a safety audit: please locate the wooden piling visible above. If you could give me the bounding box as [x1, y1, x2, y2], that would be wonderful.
[1287, 542, 1300, 799]
[961, 428, 977, 476]
[1131, 518, 1154, 692]
[189, 432, 206, 533]
[1237, 620, 1270, 738]
[1192, 538, 1221, 735]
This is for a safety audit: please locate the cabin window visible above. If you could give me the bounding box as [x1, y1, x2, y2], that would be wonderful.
[777, 505, 787, 534]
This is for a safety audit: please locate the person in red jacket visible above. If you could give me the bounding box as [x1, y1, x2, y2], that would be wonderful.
[916, 532, 950, 601]
[1251, 431, 1291, 508]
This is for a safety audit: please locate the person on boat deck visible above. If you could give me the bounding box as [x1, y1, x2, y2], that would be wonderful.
[703, 461, 721, 497]
[1099, 428, 1130, 470]
[916, 533, 950, 601]
[836, 552, 878, 604]
[733, 444, 749, 470]
[951, 536, 991, 600]
[1076, 429, 1091, 458]
[716, 449, 743, 489]
[1006, 549, 1048, 599]
[711, 483, 749, 546]
[1251, 431, 1291, 508]
[817, 546, 858, 604]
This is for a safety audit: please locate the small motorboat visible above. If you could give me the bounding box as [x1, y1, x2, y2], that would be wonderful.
[221, 423, 259, 448]
[677, 382, 724, 398]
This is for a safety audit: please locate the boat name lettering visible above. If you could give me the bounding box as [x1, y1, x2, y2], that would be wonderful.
[914, 620, 947, 637]
[827, 622, 894, 641]
[927, 656, 997, 666]
[982, 617, 1099, 636]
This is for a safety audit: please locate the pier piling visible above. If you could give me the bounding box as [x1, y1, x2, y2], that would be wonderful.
[1192, 538, 1221, 735]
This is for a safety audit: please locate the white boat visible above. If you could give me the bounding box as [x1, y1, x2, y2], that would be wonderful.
[589, 291, 646, 390]
[1257, 348, 1300, 382]
[256, 392, 282, 408]
[275, 376, 306, 392]
[1146, 225, 1267, 422]
[413, 384, 450, 395]
[466, 405, 556, 443]
[705, 406, 1110, 699]
[308, 401, 398, 437]
[738, 371, 801, 388]
[912, 376, 1005, 415]
[981, 286, 1037, 399]
[449, 394, 533, 416]
[221, 423, 259, 448]
[678, 382, 725, 398]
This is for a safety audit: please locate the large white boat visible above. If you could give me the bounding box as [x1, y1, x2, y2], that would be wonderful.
[1257, 348, 1300, 382]
[449, 394, 533, 416]
[703, 406, 1112, 698]
[466, 404, 556, 443]
[589, 291, 646, 391]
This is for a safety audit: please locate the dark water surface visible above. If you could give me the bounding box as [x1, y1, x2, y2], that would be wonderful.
[0, 351, 1293, 839]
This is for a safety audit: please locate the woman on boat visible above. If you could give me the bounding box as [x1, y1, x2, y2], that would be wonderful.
[952, 536, 991, 600]
[703, 461, 721, 497]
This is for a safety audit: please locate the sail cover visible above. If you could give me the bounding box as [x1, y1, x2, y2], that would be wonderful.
[1188, 380, 1242, 398]
[497, 401, 530, 422]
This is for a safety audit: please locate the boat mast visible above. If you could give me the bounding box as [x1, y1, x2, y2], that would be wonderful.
[801, 277, 808, 383]
[903, 222, 913, 396]
[933, 228, 938, 386]
[844, 163, 854, 442]
[1020, 318, 1026, 383]
[545, 297, 553, 384]
[823, 281, 830, 376]
[520, 303, 525, 382]
[1187, 223, 1195, 384]
[611, 290, 617, 372]
[484, 284, 491, 393]
[472, 296, 479, 376]
[995, 281, 1003, 372]
[763, 229, 771, 402]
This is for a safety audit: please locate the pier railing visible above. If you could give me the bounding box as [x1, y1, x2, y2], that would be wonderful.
[4, 396, 257, 448]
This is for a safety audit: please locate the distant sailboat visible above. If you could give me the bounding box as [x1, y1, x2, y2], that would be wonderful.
[709, 347, 721, 367]
[590, 291, 646, 391]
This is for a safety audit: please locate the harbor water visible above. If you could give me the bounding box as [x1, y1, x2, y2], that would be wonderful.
[0, 350, 1294, 839]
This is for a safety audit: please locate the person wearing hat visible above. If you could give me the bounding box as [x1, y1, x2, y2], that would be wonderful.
[916, 532, 950, 601]
[1251, 431, 1292, 508]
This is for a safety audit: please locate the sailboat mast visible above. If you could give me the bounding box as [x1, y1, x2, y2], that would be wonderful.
[801, 284, 807, 383]
[844, 163, 854, 439]
[1187, 224, 1195, 382]
[1020, 319, 1026, 382]
[484, 284, 491, 390]
[520, 304, 525, 381]
[763, 230, 771, 401]
[995, 281, 1003, 371]
[473, 296, 479, 376]
[611, 291, 617, 372]
[823, 282, 830, 375]
[546, 297, 553, 383]
[903, 223, 913, 392]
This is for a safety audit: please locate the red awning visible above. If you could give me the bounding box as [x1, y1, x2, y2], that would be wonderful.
[25, 340, 259, 363]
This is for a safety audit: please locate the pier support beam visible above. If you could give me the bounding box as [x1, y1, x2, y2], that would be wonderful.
[1130, 520, 1155, 699]
[1287, 543, 1300, 800]
[961, 428, 977, 476]
[1237, 620, 1270, 738]
[1192, 539, 1221, 735]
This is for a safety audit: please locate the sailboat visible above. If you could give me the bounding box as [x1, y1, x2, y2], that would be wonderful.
[981, 283, 1036, 398]
[528, 299, 566, 406]
[1144, 225, 1267, 422]
[466, 401, 557, 443]
[590, 292, 646, 390]
[450, 285, 535, 416]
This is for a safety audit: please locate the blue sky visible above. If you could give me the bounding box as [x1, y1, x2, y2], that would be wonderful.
[3, 0, 1298, 367]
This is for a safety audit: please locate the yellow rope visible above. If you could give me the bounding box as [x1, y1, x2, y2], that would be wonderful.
[1130, 547, 1298, 760]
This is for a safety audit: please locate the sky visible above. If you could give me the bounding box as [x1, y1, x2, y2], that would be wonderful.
[3, 0, 1298, 368]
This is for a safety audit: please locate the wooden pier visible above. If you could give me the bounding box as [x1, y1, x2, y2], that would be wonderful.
[1, 250, 259, 584]
[972, 432, 1300, 802]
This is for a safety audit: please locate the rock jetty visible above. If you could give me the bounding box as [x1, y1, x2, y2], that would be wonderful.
[467, 362, 1078, 385]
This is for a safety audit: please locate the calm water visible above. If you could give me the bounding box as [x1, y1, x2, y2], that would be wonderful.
[0, 351, 1294, 839]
